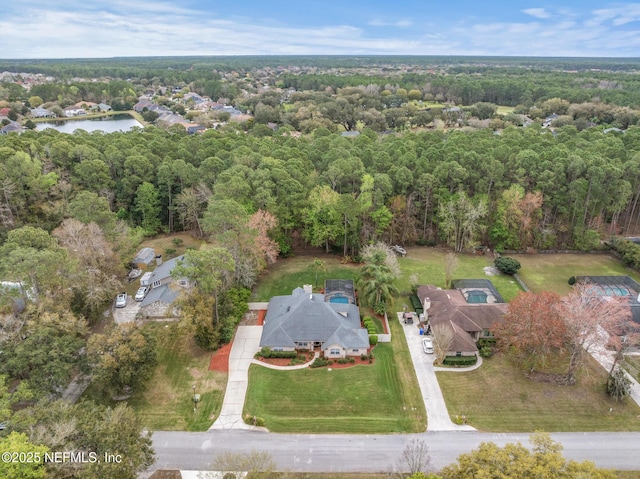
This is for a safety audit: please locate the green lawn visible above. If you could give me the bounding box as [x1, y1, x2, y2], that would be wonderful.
[509, 254, 640, 295]
[244, 324, 426, 433]
[125, 322, 226, 431]
[252, 255, 360, 301]
[496, 105, 515, 115]
[437, 353, 640, 432]
[398, 247, 523, 301]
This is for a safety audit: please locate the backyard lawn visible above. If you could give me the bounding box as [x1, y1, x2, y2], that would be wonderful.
[398, 247, 523, 301]
[126, 322, 226, 431]
[244, 321, 425, 433]
[252, 255, 360, 301]
[437, 353, 640, 432]
[509, 253, 640, 295]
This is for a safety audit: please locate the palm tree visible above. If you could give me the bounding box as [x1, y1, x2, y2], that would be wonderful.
[357, 259, 399, 312]
[308, 257, 326, 290]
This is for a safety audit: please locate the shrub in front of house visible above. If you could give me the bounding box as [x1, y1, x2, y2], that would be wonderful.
[479, 346, 494, 358]
[443, 355, 478, 366]
[369, 335, 378, 345]
[310, 357, 332, 368]
[258, 347, 297, 359]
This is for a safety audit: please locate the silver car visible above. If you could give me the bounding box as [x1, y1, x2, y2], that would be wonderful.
[115, 292, 127, 308]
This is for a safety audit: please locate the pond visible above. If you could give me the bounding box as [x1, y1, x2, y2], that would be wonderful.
[36, 114, 143, 133]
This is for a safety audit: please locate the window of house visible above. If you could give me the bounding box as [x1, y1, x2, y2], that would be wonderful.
[330, 348, 341, 355]
[352, 349, 360, 353]
[152, 280, 161, 288]
[484, 330, 493, 337]
[273, 347, 283, 352]
[178, 279, 188, 286]
[298, 342, 307, 347]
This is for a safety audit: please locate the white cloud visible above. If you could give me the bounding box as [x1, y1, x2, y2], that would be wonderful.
[369, 19, 413, 27]
[522, 8, 552, 19]
[0, 1, 639, 58]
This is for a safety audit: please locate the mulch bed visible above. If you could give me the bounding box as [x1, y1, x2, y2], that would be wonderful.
[208, 342, 232, 372]
[254, 349, 375, 369]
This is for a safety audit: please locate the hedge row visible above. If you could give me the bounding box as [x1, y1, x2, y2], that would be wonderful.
[257, 347, 297, 359]
[611, 239, 640, 270]
[443, 355, 478, 366]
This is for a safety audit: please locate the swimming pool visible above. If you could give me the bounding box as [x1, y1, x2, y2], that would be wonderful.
[465, 290, 488, 303]
[329, 295, 349, 304]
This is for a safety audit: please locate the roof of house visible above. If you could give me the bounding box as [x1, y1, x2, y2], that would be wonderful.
[149, 255, 185, 283]
[140, 283, 180, 308]
[260, 287, 368, 350]
[97, 103, 111, 110]
[417, 284, 507, 354]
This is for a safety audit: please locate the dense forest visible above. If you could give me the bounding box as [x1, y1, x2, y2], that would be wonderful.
[1, 122, 639, 257]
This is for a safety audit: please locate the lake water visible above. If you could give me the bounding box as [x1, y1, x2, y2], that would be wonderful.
[36, 114, 143, 133]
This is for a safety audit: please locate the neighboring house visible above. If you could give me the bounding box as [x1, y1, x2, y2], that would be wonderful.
[0, 123, 23, 135]
[260, 284, 369, 359]
[417, 285, 507, 356]
[542, 113, 559, 128]
[133, 99, 154, 112]
[340, 131, 360, 138]
[146, 255, 188, 289]
[31, 107, 55, 118]
[186, 124, 206, 135]
[0, 107, 11, 117]
[63, 106, 86, 117]
[139, 255, 189, 318]
[97, 103, 112, 112]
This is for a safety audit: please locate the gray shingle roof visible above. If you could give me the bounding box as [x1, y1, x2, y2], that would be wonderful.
[149, 255, 185, 283]
[260, 288, 368, 350]
[140, 283, 180, 308]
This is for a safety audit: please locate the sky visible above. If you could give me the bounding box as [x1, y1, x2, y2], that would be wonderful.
[1, 1, 640, 58]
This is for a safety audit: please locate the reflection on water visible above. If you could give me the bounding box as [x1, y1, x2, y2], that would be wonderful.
[36, 114, 143, 133]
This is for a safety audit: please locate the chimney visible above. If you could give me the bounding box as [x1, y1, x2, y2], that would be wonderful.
[424, 298, 431, 311]
[155, 255, 163, 266]
[303, 284, 312, 294]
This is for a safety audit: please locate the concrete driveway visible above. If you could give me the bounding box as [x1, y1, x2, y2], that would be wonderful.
[210, 325, 263, 430]
[398, 313, 475, 432]
[113, 297, 141, 324]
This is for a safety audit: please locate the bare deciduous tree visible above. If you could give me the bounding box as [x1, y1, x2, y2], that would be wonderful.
[211, 450, 276, 479]
[432, 323, 455, 366]
[396, 438, 433, 475]
[444, 252, 458, 289]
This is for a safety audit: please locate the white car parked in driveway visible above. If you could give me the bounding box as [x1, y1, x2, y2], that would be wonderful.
[115, 292, 127, 308]
[134, 286, 149, 302]
[422, 337, 434, 354]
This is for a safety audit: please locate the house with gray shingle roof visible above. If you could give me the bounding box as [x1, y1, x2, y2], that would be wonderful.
[260, 285, 369, 359]
[139, 255, 189, 318]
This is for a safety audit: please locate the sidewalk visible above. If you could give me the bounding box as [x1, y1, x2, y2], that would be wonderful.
[398, 313, 476, 432]
[210, 325, 265, 431]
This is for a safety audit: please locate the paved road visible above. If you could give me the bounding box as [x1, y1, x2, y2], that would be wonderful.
[151, 430, 640, 473]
